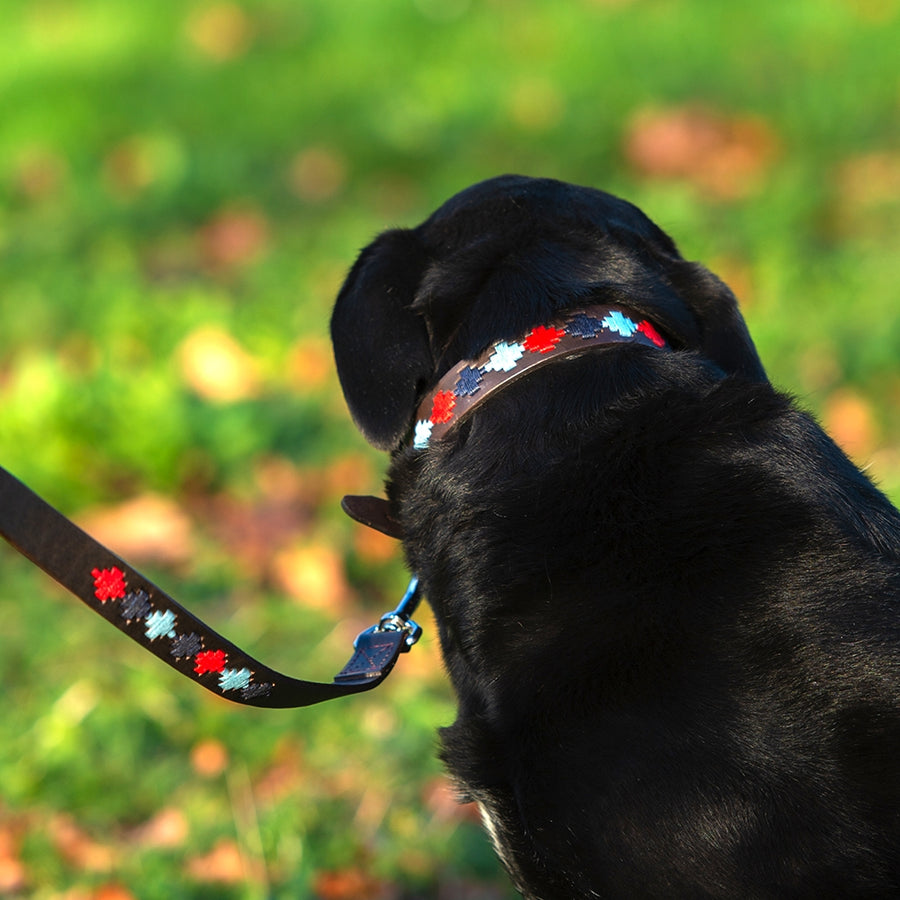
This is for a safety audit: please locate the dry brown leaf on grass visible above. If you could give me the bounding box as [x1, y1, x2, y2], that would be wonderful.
[272, 541, 351, 613]
[252, 739, 306, 805]
[823, 388, 880, 463]
[102, 135, 182, 198]
[286, 335, 334, 393]
[192, 491, 314, 578]
[178, 325, 262, 403]
[90, 884, 138, 900]
[76, 494, 195, 567]
[198, 208, 270, 272]
[312, 867, 396, 900]
[320, 453, 377, 501]
[832, 151, 900, 238]
[49, 815, 117, 873]
[624, 106, 779, 200]
[129, 807, 189, 851]
[191, 737, 230, 778]
[289, 147, 348, 203]
[0, 824, 27, 893]
[12, 145, 68, 202]
[185, 3, 254, 61]
[353, 524, 398, 565]
[185, 838, 248, 884]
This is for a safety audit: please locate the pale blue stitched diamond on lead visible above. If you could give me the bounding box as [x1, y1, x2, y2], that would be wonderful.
[413, 419, 433, 449]
[602, 311, 638, 337]
[484, 341, 524, 373]
[145, 609, 177, 641]
[219, 668, 252, 691]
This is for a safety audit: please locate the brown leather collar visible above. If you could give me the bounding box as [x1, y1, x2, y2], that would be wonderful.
[412, 304, 668, 449]
[343, 304, 669, 540]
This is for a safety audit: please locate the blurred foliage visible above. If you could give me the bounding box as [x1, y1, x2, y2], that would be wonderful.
[0, 0, 898, 896]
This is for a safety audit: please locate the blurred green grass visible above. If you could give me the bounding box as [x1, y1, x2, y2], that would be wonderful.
[0, 0, 898, 896]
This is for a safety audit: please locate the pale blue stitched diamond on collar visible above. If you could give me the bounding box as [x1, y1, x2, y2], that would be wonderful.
[483, 341, 524, 373]
[413, 420, 433, 449]
[601, 310, 638, 337]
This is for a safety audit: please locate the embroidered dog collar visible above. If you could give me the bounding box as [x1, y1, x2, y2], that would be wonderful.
[412, 304, 669, 449]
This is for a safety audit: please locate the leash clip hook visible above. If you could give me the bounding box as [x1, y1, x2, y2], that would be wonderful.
[360, 576, 423, 651]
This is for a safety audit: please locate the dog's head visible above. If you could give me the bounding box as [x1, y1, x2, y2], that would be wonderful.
[332, 175, 766, 450]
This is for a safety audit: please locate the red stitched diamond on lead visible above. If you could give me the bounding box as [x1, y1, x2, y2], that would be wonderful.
[194, 649, 228, 675]
[523, 325, 565, 354]
[92, 566, 127, 602]
[430, 390, 457, 424]
[637, 320, 665, 347]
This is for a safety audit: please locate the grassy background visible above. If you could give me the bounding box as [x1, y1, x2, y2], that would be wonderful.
[0, 0, 898, 896]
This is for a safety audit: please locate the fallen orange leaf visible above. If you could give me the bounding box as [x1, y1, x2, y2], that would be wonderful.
[191, 738, 230, 778]
[186, 839, 246, 884]
[289, 147, 347, 203]
[76, 494, 195, 567]
[50, 815, 116, 873]
[273, 542, 350, 612]
[624, 105, 779, 200]
[0, 825, 26, 893]
[185, 3, 253, 61]
[198, 208, 269, 271]
[92, 884, 137, 900]
[353, 525, 398, 565]
[178, 325, 261, 403]
[312, 867, 393, 900]
[253, 738, 306, 805]
[131, 807, 189, 850]
[286, 335, 333, 393]
[823, 388, 879, 462]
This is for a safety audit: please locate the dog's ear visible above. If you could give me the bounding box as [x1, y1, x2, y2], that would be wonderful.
[331, 229, 433, 450]
[671, 260, 768, 383]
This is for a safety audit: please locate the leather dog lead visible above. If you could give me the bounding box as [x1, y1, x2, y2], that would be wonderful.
[1, 305, 667, 708]
[0, 465, 422, 708]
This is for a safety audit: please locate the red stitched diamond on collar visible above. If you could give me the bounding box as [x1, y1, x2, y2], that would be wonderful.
[523, 324, 566, 354]
[429, 390, 457, 424]
[637, 320, 665, 347]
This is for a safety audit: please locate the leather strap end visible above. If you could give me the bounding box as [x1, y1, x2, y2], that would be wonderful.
[333, 628, 406, 685]
[341, 495, 403, 540]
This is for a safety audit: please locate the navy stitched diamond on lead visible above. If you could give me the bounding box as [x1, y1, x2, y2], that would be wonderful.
[170, 632, 203, 659]
[568, 313, 604, 338]
[454, 365, 484, 397]
[120, 590, 152, 621]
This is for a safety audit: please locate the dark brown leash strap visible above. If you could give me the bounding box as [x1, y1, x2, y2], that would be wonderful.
[0, 465, 421, 708]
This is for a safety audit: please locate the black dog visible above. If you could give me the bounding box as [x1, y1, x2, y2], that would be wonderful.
[331, 175, 900, 898]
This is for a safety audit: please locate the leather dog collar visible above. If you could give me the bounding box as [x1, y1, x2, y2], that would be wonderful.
[342, 305, 669, 540]
[412, 304, 669, 449]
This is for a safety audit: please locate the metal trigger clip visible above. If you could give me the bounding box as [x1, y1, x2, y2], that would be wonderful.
[358, 576, 423, 651]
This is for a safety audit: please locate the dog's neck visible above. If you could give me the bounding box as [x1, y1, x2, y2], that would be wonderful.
[412, 304, 669, 449]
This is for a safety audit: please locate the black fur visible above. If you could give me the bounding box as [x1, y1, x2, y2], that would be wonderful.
[331, 176, 900, 898]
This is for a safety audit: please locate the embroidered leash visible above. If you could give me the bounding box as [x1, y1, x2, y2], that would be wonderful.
[0, 465, 421, 708]
[413, 305, 668, 448]
[1, 306, 668, 704]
